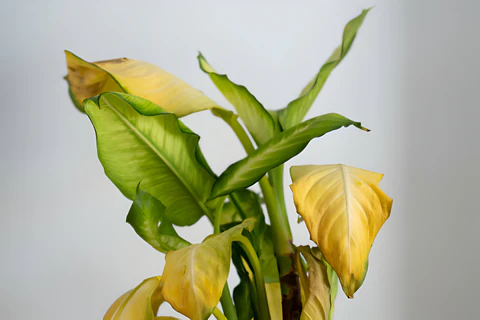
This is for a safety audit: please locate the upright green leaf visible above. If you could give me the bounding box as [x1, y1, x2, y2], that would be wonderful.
[127, 188, 190, 253]
[198, 53, 277, 145]
[279, 9, 370, 130]
[211, 113, 368, 198]
[84, 92, 215, 226]
[161, 219, 255, 320]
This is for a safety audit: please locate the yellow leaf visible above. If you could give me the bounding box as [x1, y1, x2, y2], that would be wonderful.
[104, 276, 164, 320]
[290, 165, 392, 298]
[161, 219, 255, 320]
[65, 51, 219, 115]
[297, 246, 335, 320]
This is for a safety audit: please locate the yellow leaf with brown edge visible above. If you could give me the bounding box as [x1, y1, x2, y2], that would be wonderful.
[104, 276, 167, 320]
[161, 219, 255, 320]
[290, 164, 392, 298]
[65, 50, 219, 115]
[297, 246, 337, 320]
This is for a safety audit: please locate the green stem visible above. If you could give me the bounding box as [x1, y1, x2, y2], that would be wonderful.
[214, 196, 227, 234]
[213, 196, 238, 320]
[213, 307, 228, 320]
[234, 235, 271, 320]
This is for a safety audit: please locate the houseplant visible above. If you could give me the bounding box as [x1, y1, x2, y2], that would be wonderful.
[64, 8, 392, 320]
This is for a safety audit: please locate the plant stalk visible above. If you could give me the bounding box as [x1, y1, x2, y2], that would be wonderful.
[213, 196, 238, 320]
[213, 307, 228, 320]
[235, 235, 271, 320]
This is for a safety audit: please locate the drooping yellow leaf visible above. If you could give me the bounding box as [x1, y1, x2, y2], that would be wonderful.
[161, 219, 255, 320]
[65, 51, 219, 115]
[104, 276, 164, 320]
[290, 165, 392, 298]
[297, 246, 337, 320]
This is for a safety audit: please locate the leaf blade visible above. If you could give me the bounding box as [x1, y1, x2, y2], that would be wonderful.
[279, 9, 370, 130]
[65, 51, 219, 115]
[211, 113, 368, 198]
[290, 164, 392, 297]
[85, 92, 215, 225]
[198, 53, 277, 145]
[127, 188, 190, 253]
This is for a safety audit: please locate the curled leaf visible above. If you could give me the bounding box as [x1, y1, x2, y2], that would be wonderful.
[104, 276, 164, 320]
[290, 165, 392, 297]
[65, 51, 218, 115]
[161, 219, 255, 320]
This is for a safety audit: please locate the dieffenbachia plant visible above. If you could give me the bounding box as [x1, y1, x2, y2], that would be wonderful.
[65, 9, 392, 320]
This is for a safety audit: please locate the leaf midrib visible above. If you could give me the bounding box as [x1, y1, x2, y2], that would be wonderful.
[102, 96, 211, 217]
[339, 165, 352, 275]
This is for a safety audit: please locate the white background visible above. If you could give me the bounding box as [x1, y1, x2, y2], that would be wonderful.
[1, 0, 478, 319]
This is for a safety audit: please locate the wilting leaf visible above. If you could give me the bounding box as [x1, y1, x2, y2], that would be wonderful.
[85, 92, 215, 226]
[290, 165, 392, 297]
[126, 188, 190, 253]
[278, 9, 370, 130]
[211, 113, 368, 198]
[296, 246, 338, 320]
[198, 53, 277, 145]
[65, 51, 219, 115]
[161, 219, 255, 320]
[312, 249, 338, 320]
[104, 276, 165, 320]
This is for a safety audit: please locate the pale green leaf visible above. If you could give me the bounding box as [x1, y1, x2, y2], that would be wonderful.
[290, 164, 392, 297]
[84, 92, 215, 225]
[127, 187, 190, 253]
[161, 219, 255, 320]
[279, 9, 370, 130]
[211, 113, 368, 198]
[198, 53, 277, 145]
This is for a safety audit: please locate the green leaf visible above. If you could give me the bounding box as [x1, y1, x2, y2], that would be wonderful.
[211, 113, 369, 198]
[233, 279, 254, 320]
[84, 92, 215, 226]
[279, 9, 370, 130]
[198, 53, 277, 145]
[126, 188, 190, 253]
[104, 276, 164, 320]
[161, 219, 256, 320]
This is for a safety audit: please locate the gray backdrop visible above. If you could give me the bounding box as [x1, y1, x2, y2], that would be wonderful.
[1, 0, 478, 319]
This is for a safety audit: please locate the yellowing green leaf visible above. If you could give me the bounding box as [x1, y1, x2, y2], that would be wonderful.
[290, 165, 392, 298]
[84, 93, 215, 226]
[161, 219, 255, 320]
[279, 9, 370, 130]
[296, 246, 337, 320]
[104, 276, 164, 320]
[65, 51, 219, 115]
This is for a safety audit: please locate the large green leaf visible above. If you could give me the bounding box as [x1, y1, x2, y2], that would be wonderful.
[211, 113, 368, 198]
[279, 9, 370, 130]
[84, 92, 215, 226]
[161, 219, 255, 320]
[126, 188, 190, 253]
[198, 53, 277, 145]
